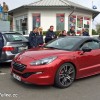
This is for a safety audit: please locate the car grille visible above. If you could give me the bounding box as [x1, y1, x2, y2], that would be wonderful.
[13, 62, 26, 72]
[12, 71, 34, 78]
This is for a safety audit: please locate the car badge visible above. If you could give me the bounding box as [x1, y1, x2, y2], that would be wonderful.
[18, 56, 22, 60]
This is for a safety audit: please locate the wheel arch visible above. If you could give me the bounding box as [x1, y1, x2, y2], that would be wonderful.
[54, 61, 77, 88]
[55, 61, 77, 80]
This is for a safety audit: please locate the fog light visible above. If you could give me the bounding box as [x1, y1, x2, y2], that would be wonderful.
[35, 72, 43, 75]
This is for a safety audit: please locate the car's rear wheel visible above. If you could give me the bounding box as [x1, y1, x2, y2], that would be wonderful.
[55, 63, 76, 88]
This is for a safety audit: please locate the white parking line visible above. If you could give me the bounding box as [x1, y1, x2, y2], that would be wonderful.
[0, 72, 7, 75]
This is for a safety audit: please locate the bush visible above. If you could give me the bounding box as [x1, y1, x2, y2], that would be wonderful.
[43, 31, 61, 36]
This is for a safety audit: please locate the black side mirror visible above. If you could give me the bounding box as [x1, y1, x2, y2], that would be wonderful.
[82, 47, 92, 52]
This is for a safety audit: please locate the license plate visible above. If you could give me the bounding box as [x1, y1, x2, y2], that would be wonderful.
[13, 73, 21, 81]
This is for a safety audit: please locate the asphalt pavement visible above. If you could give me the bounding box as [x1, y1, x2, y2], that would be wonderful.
[0, 63, 100, 100]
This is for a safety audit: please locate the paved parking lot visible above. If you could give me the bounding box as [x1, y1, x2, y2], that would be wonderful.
[0, 63, 100, 100]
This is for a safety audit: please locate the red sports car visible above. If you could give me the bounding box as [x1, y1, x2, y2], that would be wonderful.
[11, 36, 100, 88]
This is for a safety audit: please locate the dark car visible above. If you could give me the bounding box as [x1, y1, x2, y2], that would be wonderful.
[11, 36, 100, 88]
[1, 32, 28, 63]
[23, 35, 31, 49]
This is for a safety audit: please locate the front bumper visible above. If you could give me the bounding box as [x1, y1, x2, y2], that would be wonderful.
[11, 58, 62, 85]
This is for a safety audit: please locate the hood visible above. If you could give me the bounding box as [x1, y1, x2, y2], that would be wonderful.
[20, 48, 70, 60]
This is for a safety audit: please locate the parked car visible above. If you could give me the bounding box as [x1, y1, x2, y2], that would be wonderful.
[23, 35, 31, 48]
[24, 35, 29, 40]
[23, 35, 45, 48]
[11, 36, 100, 88]
[0, 32, 28, 63]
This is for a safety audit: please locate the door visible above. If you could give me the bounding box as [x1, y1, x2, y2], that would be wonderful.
[76, 40, 100, 77]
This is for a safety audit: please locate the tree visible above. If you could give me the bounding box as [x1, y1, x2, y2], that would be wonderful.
[92, 29, 97, 35]
[96, 24, 100, 34]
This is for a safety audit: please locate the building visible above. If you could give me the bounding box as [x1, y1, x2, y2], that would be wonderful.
[9, 0, 99, 35]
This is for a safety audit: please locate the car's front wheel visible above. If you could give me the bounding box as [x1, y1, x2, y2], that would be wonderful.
[55, 63, 76, 88]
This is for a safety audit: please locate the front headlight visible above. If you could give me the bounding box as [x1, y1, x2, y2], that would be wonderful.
[30, 56, 57, 66]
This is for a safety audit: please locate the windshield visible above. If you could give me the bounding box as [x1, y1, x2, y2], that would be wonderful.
[45, 37, 81, 51]
[4, 33, 28, 42]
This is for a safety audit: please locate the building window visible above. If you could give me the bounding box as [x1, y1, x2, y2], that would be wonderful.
[69, 15, 76, 30]
[84, 17, 90, 29]
[56, 14, 65, 31]
[77, 16, 83, 28]
[32, 14, 40, 28]
[15, 16, 28, 34]
[15, 20, 20, 31]
[77, 16, 83, 35]
[68, 15, 91, 35]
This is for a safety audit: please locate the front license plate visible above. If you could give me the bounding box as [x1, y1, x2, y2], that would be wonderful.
[13, 73, 21, 81]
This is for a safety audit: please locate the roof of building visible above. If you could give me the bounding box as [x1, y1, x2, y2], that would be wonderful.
[29, 0, 69, 6]
[29, 0, 99, 12]
[9, 0, 100, 18]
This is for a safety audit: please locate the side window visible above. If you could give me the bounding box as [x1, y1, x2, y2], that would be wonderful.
[91, 41, 100, 49]
[80, 41, 100, 50]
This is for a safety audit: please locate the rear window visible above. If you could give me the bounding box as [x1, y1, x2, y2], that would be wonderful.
[4, 33, 28, 42]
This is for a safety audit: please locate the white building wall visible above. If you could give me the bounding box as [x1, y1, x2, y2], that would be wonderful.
[29, 9, 70, 32]
[28, 11, 33, 34]
[13, 11, 28, 34]
[13, 8, 93, 35]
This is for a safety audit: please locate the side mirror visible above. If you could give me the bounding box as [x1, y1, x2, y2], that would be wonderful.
[82, 47, 92, 52]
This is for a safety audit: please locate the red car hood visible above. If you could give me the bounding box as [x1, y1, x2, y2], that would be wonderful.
[21, 48, 70, 60]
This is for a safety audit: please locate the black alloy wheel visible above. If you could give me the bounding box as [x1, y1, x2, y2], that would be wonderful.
[55, 63, 76, 88]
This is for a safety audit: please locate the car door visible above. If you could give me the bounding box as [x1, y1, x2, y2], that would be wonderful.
[76, 40, 100, 77]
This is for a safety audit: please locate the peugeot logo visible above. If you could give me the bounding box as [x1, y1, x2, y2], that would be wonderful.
[17, 56, 22, 60]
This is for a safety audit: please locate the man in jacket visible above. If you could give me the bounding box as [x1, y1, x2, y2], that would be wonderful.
[67, 26, 76, 36]
[29, 27, 39, 48]
[45, 26, 57, 43]
[82, 28, 89, 36]
[0, 32, 4, 60]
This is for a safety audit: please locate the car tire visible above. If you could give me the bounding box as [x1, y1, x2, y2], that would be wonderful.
[55, 63, 76, 88]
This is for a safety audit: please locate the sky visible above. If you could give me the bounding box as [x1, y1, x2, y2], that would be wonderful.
[0, 0, 100, 28]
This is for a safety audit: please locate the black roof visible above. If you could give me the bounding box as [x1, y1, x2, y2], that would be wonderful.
[62, 36, 100, 41]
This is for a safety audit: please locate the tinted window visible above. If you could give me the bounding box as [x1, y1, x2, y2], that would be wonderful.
[80, 41, 100, 50]
[45, 37, 81, 51]
[4, 33, 27, 42]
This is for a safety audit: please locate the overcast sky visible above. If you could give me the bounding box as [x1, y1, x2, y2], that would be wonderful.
[0, 0, 100, 28]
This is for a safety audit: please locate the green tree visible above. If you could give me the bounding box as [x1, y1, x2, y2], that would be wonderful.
[96, 24, 100, 34]
[92, 29, 97, 35]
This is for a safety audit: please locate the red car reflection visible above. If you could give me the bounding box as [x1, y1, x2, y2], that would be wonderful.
[11, 36, 100, 88]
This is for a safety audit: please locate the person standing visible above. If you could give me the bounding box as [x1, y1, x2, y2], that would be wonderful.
[45, 26, 57, 43]
[38, 27, 44, 47]
[0, 4, 3, 20]
[59, 30, 67, 37]
[0, 32, 4, 60]
[3, 2, 9, 21]
[82, 28, 89, 36]
[67, 26, 76, 36]
[29, 27, 39, 48]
